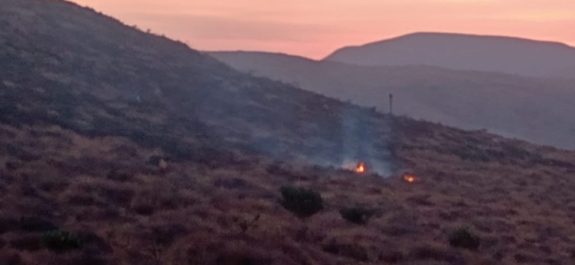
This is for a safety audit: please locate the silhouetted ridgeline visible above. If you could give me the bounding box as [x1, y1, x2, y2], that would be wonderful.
[326, 32, 575, 78]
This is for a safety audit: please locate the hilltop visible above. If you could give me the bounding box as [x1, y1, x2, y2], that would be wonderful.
[325, 32, 575, 78]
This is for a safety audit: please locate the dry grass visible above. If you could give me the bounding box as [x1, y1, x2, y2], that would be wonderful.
[1, 117, 575, 265]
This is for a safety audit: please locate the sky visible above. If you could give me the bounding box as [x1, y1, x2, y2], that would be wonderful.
[70, 0, 575, 59]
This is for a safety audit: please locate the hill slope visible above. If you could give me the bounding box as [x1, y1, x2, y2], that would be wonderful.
[2, 1, 575, 265]
[211, 51, 575, 149]
[0, 0, 392, 173]
[325, 32, 575, 78]
[3, 98, 575, 265]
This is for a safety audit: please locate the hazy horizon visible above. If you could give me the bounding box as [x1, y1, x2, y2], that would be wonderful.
[70, 0, 575, 59]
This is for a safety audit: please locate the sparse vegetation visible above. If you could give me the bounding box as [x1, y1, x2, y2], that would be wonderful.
[448, 227, 480, 250]
[280, 186, 323, 218]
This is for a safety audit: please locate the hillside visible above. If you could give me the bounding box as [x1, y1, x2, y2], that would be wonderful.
[0, 0, 392, 173]
[211, 51, 575, 149]
[2, 1, 575, 265]
[325, 32, 575, 79]
[3, 103, 575, 265]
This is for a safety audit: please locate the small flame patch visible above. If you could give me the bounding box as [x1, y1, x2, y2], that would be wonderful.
[403, 174, 417, 183]
[355, 162, 366, 174]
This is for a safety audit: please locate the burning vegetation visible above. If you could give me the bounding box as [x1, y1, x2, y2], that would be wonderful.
[355, 162, 366, 174]
[403, 174, 417, 183]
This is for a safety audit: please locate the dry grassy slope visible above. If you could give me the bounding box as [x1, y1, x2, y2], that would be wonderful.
[0, 0, 392, 169]
[1, 115, 575, 265]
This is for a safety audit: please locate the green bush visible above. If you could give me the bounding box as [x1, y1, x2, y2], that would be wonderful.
[41, 230, 82, 252]
[280, 186, 323, 218]
[448, 227, 480, 250]
[339, 207, 374, 225]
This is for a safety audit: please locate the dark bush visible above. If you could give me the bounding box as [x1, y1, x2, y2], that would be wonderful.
[98, 186, 134, 206]
[148, 224, 187, 246]
[339, 207, 374, 225]
[147, 155, 164, 166]
[448, 227, 480, 250]
[514, 252, 537, 263]
[5, 161, 20, 171]
[106, 169, 131, 182]
[133, 204, 154, 216]
[75, 231, 112, 254]
[41, 230, 82, 252]
[280, 186, 323, 218]
[214, 178, 248, 189]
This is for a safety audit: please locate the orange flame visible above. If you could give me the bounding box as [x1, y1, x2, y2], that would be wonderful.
[355, 162, 366, 174]
[403, 174, 417, 183]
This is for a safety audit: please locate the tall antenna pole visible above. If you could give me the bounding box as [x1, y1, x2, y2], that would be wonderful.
[389, 93, 393, 115]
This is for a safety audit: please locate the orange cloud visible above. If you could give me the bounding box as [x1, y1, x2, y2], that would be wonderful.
[70, 0, 575, 59]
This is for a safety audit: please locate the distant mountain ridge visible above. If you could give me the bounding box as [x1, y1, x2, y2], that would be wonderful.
[210, 50, 575, 149]
[325, 32, 575, 78]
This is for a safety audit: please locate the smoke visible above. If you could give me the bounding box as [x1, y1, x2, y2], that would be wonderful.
[337, 107, 394, 176]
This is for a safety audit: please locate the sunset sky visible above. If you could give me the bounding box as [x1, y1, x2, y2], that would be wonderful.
[70, 0, 575, 59]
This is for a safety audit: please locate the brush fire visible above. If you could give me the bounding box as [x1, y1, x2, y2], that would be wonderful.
[403, 174, 417, 183]
[355, 162, 366, 174]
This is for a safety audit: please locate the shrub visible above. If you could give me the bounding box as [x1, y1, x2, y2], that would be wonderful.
[147, 155, 164, 166]
[339, 207, 374, 225]
[133, 204, 154, 216]
[448, 227, 480, 250]
[41, 230, 82, 252]
[106, 169, 131, 182]
[280, 186, 323, 218]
